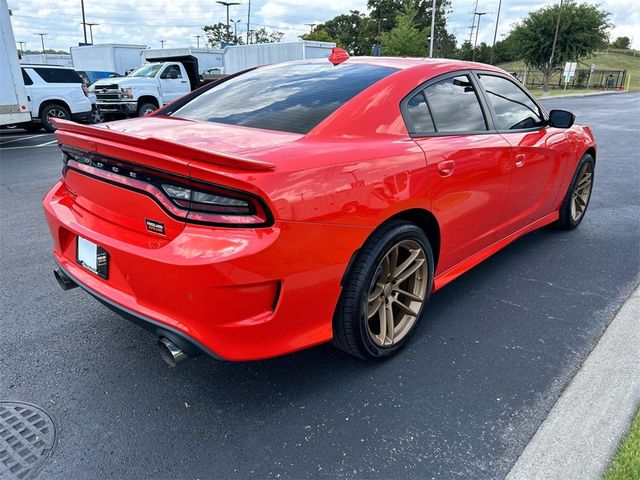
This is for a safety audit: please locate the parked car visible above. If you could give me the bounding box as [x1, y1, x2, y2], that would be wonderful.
[92, 62, 192, 117]
[20, 64, 92, 132]
[44, 52, 596, 365]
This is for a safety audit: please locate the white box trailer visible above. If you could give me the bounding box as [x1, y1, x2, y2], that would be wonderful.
[19, 53, 73, 67]
[222, 41, 335, 74]
[0, 1, 30, 126]
[71, 44, 146, 74]
[141, 47, 224, 75]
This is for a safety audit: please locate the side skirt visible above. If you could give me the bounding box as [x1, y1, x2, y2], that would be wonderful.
[432, 211, 560, 291]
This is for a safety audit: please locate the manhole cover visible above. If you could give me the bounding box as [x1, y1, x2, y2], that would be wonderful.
[0, 402, 56, 480]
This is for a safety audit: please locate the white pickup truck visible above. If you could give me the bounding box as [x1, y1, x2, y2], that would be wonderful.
[92, 62, 192, 117]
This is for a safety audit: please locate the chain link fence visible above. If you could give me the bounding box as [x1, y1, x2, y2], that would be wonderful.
[507, 68, 627, 90]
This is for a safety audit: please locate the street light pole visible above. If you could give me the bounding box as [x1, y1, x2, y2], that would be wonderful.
[86, 23, 99, 44]
[194, 35, 201, 48]
[17, 41, 26, 54]
[428, 0, 436, 57]
[231, 19, 241, 42]
[544, 0, 564, 91]
[35, 33, 47, 54]
[80, 0, 87, 45]
[246, 0, 251, 44]
[217, 1, 240, 44]
[472, 12, 486, 61]
[489, 0, 502, 64]
[305, 23, 316, 34]
[160, 40, 166, 48]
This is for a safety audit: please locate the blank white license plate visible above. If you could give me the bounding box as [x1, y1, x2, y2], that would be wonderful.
[76, 236, 109, 279]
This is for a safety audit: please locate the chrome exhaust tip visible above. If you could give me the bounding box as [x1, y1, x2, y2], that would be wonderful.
[54, 268, 78, 291]
[157, 337, 188, 367]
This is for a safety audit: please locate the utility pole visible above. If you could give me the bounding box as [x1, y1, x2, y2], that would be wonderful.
[544, 0, 564, 91]
[472, 12, 486, 61]
[35, 33, 47, 54]
[246, 0, 251, 44]
[469, 0, 479, 44]
[231, 19, 241, 42]
[217, 1, 240, 43]
[428, 0, 436, 57]
[248, 29, 255, 44]
[489, 0, 502, 64]
[305, 23, 317, 34]
[160, 40, 166, 48]
[85, 23, 99, 44]
[80, 0, 87, 45]
[193, 35, 201, 48]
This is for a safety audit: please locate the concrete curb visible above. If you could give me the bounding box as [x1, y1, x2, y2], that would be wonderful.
[536, 90, 627, 100]
[506, 283, 640, 480]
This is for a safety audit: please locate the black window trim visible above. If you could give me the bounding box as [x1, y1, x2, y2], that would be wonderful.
[471, 70, 550, 134]
[400, 69, 496, 138]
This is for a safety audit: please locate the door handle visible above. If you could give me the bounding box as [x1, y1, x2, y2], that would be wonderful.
[437, 160, 455, 177]
[180, 80, 187, 83]
[515, 154, 526, 168]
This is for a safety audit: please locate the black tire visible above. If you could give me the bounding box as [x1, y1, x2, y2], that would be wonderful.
[40, 103, 70, 132]
[89, 108, 104, 124]
[22, 122, 43, 132]
[137, 102, 157, 117]
[555, 153, 595, 230]
[333, 220, 435, 360]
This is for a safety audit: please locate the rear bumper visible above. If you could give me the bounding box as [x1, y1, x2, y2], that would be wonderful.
[43, 179, 370, 361]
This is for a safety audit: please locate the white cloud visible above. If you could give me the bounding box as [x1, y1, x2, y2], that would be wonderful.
[7, 0, 639, 52]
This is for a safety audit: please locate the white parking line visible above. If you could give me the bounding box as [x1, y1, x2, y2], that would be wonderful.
[0, 134, 52, 145]
[0, 143, 59, 151]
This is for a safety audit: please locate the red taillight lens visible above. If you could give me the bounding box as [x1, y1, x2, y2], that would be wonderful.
[61, 146, 272, 227]
[82, 84, 89, 97]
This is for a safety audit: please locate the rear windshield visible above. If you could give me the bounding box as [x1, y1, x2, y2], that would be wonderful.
[32, 67, 82, 84]
[172, 62, 398, 134]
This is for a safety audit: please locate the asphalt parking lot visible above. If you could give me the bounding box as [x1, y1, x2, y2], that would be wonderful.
[1, 92, 639, 480]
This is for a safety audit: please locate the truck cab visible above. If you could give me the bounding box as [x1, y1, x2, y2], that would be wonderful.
[92, 62, 191, 117]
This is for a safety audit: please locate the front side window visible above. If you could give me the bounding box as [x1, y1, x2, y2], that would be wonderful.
[423, 75, 487, 133]
[478, 74, 544, 130]
[32, 67, 82, 84]
[172, 62, 398, 134]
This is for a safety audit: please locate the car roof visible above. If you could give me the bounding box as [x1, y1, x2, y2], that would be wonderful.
[21, 64, 74, 69]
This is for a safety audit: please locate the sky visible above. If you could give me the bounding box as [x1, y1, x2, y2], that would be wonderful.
[7, 0, 640, 53]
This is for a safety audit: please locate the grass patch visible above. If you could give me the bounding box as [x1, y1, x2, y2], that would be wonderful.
[604, 408, 640, 480]
[498, 50, 640, 92]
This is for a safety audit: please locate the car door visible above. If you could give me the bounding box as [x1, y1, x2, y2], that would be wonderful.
[158, 64, 187, 104]
[405, 72, 513, 273]
[475, 72, 571, 232]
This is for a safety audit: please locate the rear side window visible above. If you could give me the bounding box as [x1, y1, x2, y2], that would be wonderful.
[32, 67, 82, 84]
[173, 62, 398, 134]
[478, 74, 544, 130]
[21, 68, 33, 86]
[405, 92, 435, 134]
[423, 75, 487, 133]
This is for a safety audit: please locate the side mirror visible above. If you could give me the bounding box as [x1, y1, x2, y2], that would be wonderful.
[548, 109, 575, 129]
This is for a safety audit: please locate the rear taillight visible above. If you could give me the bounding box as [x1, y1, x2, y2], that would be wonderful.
[60, 146, 272, 227]
[82, 84, 89, 97]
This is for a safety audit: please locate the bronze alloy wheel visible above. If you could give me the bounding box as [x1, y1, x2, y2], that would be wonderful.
[571, 161, 594, 222]
[365, 239, 429, 347]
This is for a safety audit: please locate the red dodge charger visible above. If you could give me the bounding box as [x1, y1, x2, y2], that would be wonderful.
[44, 52, 596, 365]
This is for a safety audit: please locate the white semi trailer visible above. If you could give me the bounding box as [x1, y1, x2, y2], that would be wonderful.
[0, 1, 30, 126]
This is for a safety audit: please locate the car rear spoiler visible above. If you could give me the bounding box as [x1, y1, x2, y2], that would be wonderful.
[51, 119, 276, 171]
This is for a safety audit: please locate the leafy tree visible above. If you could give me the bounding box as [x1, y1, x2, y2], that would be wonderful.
[510, 1, 610, 90]
[299, 29, 337, 44]
[611, 36, 631, 49]
[252, 27, 285, 44]
[307, 11, 375, 55]
[203, 23, 228, 47]
[380, 1, 429, 57]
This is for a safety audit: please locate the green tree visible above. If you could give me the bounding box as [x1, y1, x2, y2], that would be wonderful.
[510, 1, 610, 90]
[299, 29, 338, 44]
[252, 27, 285, 44]
[611, 36, 631, 49]
[380, 1, 429, 57]
[203, 23, 228, 47]
[308, 11, 375, 55]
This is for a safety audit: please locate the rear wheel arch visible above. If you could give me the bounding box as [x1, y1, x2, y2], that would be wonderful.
[341, 208, 441, 286]
[38, 99, 71, 118]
